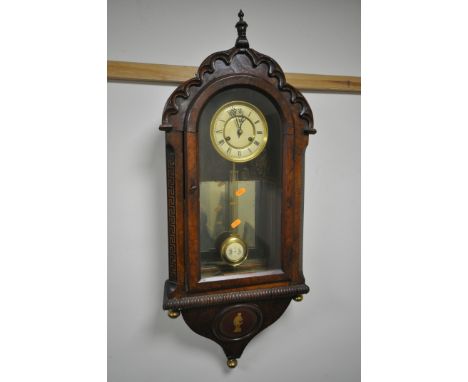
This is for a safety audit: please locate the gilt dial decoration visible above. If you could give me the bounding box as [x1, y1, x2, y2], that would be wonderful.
[210, 101, 268, 163]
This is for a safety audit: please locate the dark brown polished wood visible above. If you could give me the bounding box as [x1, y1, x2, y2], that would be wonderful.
[160, 10, 315, 367]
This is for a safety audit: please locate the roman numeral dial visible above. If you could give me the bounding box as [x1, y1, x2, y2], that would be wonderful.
[210, 101, 268, 163]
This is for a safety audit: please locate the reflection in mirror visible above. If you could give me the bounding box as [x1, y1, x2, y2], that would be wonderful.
[200, 178, 267, 278]
[200, 180, 256, 252]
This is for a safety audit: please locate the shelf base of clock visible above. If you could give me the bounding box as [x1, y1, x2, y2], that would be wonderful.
[163, 281, 310, 364]
[181, 298, 292, 361]
[162, 280, 309, 310]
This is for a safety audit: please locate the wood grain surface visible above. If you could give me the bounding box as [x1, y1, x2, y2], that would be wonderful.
[107, 60, 361, 93]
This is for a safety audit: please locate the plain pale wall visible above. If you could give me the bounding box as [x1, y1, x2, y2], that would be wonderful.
[108, 0, 360, 381]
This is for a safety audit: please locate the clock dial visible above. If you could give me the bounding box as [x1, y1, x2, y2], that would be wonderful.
[210, 101, 268, 163]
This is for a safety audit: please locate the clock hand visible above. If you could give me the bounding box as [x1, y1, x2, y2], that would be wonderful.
[237, 116, 246, 136]
[232, 113, 242, 138]
[233, 114, 240, 129]
[236, 118, 243, 138]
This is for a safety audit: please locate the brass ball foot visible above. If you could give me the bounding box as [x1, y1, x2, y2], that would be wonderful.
[293, 295, 303, 302]
[167, 309, 180, 319]
[227, 358, 238, 368]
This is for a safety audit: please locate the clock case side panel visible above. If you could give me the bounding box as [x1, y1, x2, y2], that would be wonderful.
[163, 130, 186, 300]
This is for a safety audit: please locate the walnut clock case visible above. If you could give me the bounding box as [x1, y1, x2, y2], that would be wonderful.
[160, 11, 316, 368]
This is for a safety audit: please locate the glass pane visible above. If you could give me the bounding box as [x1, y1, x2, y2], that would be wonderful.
[199, 88, 282, 280]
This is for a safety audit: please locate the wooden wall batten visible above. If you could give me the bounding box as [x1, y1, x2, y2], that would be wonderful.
[107, 60, 361, 94]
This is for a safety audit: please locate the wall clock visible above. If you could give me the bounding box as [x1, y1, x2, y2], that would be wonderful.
[160, 10, 316, 368]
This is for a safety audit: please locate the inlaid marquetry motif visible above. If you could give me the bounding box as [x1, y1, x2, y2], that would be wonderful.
[233, 312, 244, 333]
[213, 304, 263, 341]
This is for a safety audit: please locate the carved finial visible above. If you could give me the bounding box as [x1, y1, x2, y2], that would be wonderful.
[235, 9, 249, 49]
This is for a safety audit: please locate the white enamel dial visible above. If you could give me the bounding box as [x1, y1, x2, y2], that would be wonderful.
[210, 101, 268, 163]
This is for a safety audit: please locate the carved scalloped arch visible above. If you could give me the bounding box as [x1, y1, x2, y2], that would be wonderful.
[160, 47, 316, 135]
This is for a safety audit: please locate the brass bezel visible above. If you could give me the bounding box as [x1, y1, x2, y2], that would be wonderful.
[220, 234, 248, 266]
[210, 100, 268, 163]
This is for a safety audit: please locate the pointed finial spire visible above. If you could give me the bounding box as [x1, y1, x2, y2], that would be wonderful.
[235, 9, 249, 48]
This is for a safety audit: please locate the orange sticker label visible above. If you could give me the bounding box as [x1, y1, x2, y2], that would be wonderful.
[230, 219, 241, 229]
[235, 187, 246, 197]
